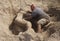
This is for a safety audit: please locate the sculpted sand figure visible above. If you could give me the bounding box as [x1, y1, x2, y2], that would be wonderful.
[9, 11, 32, 35]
